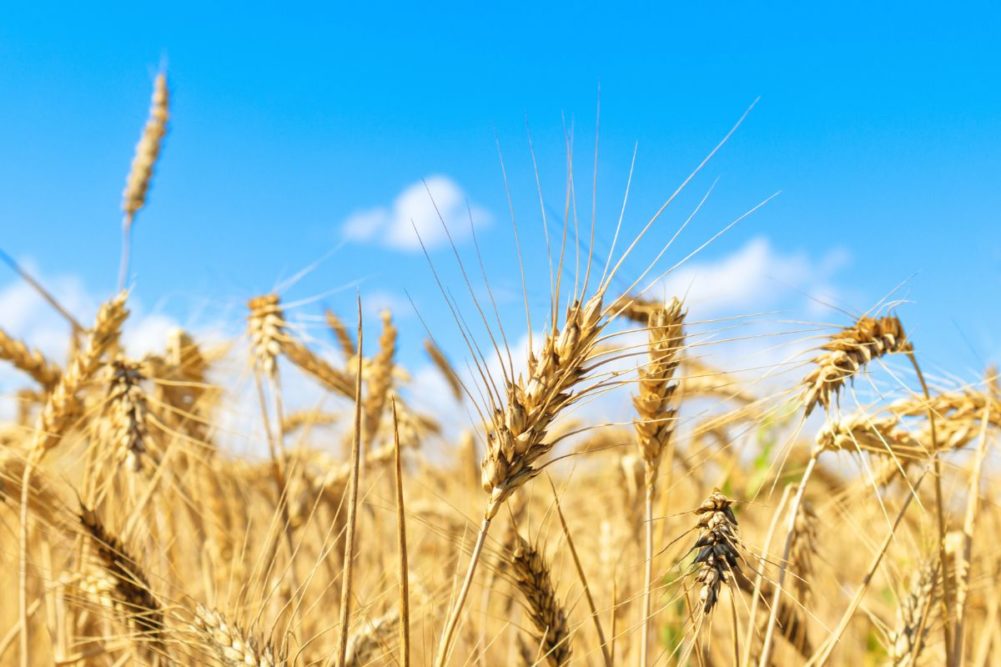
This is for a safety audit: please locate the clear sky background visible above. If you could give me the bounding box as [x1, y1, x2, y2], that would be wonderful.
[0, 1, 999, 390]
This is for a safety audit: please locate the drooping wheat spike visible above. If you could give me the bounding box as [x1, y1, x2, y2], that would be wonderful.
[326, 308, 357, 359]
[481, 294, 604, 517]
[633, 298, 685, 487]
[31, 292, 129, 460]
[79, 505, 165, 655]
[282, 409, 339, 433]
[271, 303, 357, 400]
[887, 560, 938, 666]
[509, 536, 573, 666]
[283, 338, 356, 398]
[681, 356, 757, 405]
[815, 414, 926, 460]
[362, 310, 397, 447]
[689, 491, 741, 615]
[424, 338, 464, 401]
[802, 315, 912, 416]
[0, 327, 61, 390]
[122, 72, 169, 222]
[105, 358, 155, 472]
[891, 389, 1001, 453]
[611, 293, 662, 325]
[345, 609, 400, 667]
[191, 604, 283, 666]
[15, 389, 41, 426]
[248, 294, 284, 379]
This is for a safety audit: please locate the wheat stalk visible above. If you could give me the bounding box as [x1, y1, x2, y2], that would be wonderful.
[435, 294, 606, 666]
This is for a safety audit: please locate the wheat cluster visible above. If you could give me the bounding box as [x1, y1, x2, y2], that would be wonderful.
[1, 75, 1000, 667]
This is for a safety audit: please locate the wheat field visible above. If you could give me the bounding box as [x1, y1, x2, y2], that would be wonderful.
[1, 73, 999, 667]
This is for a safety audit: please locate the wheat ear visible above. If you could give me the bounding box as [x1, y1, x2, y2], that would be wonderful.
[434, 294, 605, 666]
[801, 315, 912, 416]
[119, 72, 169, 290]
[0, 328, 61, 389]
[887, 560, 938, 666]
[761, 314, 915, 664]
[105, 358, 155, 472]
[632, 299, 685, 667]
[509, 536, 573, 666]
[191, 604, 283, 666]
[361, 310, 396, 448]
[326, 308, 357, 359]
[18, 292, 128, 667]
[79, 506, 166, 657]
[424, 338, 464, 401]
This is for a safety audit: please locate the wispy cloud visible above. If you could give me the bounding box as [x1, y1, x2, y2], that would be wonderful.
[650, 237, 850, 317]
[341, 175, 491, 251]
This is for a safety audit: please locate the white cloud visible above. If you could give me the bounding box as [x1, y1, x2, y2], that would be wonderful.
[650, 237, 850, 317]
[342, 175, 491, 251]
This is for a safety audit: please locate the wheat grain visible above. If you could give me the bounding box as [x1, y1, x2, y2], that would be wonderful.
[802, 315, 912, 416]
[122, 73, 169, 221]
[509, 536, 572, 666]
[689, 491, 741, 615]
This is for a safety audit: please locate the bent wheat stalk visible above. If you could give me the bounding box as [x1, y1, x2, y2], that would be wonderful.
[332, 298, 364, 667]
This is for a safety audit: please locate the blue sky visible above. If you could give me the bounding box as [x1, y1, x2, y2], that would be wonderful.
[0, 1, 999, 384]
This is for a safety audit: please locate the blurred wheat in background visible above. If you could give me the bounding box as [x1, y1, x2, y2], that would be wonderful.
[1, 71, 1000, 667]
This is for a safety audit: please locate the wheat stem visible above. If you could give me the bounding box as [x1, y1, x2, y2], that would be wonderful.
[332, 297, 364, 667]
[391, 399, 411, 667]
[758, 456, 817, 666]
[906, 352, 953, 665]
